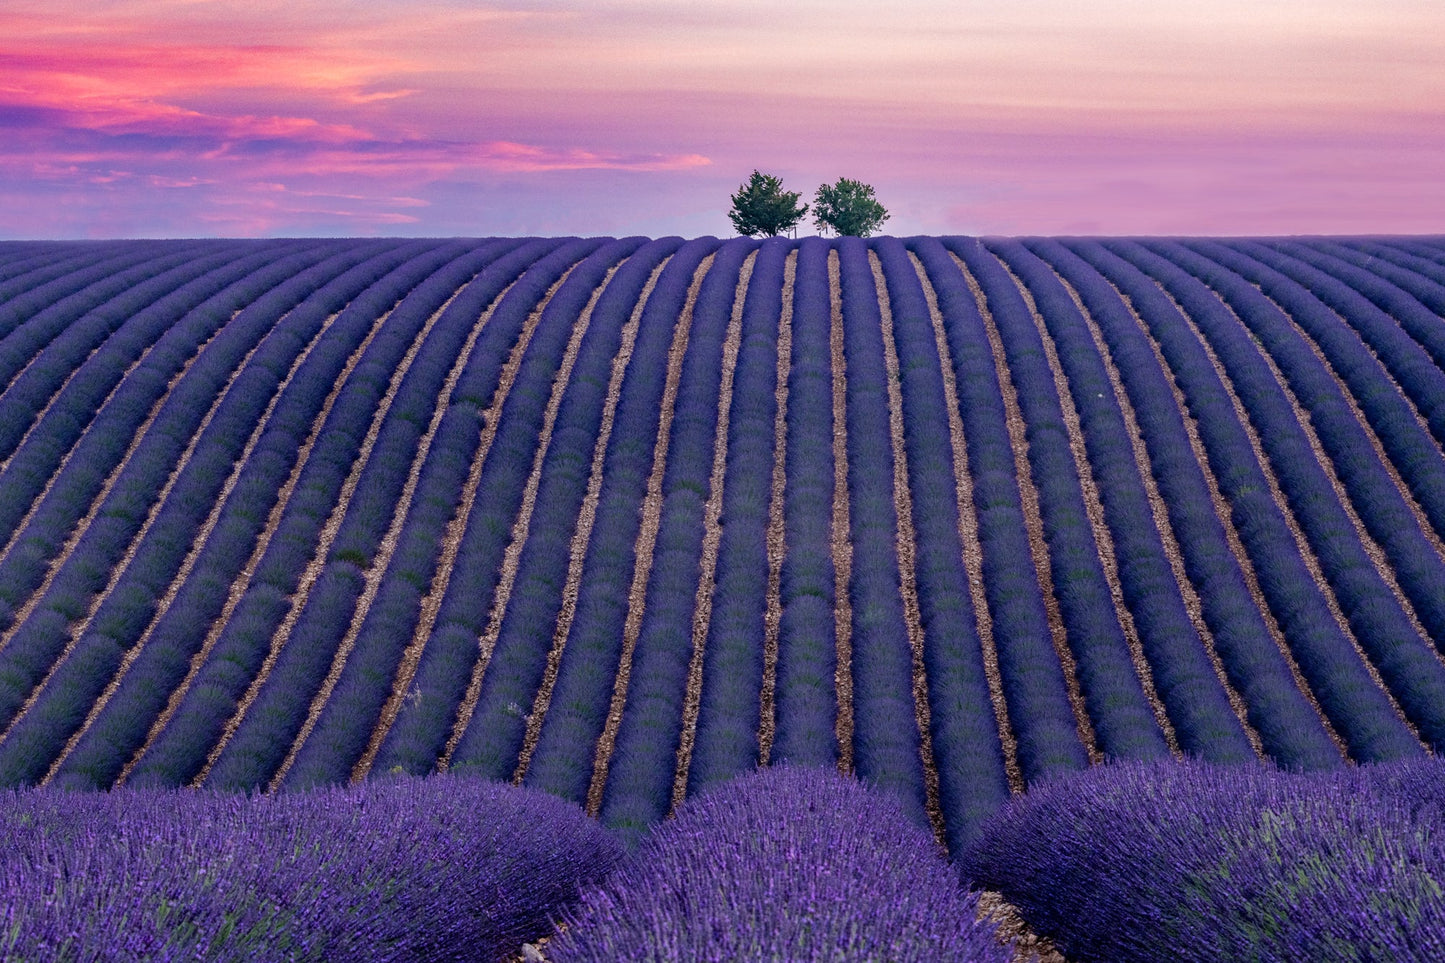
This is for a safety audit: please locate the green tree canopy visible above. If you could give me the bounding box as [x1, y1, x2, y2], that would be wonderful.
[812, 178, 890, 237]
[728, 170, 809, 238]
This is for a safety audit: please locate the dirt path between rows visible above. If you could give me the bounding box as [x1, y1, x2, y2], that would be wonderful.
[46, 304, 345, 784]
[0, 308, 182, 479]
[977, 891, 1068, 963]
[757, 250, 796, 766]
[952, 251, 1101, 765]
[997, 256, 1181, 756]
[1097, 276, 1270, 759]
[670, 251, 756, 813]
[0, 315, 230, 660]
[1155, 271, 1399, 754]
[510, 257, 673, 786]
[2, 316, 259, 752]
[1167, 273, 1427, 746]
[432, 260, 618, 775]
[349, 273, 538, 780]
[286, 265, 594, 788]
[413, 263, 583, 773]
[910, 251, 1023, 794]
[826, 249, 856, 776]
[586, 254, 715, 817]
[1241, 250, 1445, 561]
[1232, 275, 1445, 640]
[1051, 271, 1254, 756]
[869, 250, 947, 846]
[194, 267, 499, 789]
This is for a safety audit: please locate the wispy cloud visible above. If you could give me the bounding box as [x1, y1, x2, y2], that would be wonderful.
[0, 0, 1441, 237]
[0, 10, 712, 234]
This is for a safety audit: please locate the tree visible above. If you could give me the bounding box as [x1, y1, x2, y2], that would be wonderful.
[812, 178, 890, 237]
[728, 170, 809, 238]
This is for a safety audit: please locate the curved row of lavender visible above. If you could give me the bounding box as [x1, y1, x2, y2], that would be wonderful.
[549, 763, 1014, 962]
[0, 775, 621, 962]
[964, 757, 1445, 962]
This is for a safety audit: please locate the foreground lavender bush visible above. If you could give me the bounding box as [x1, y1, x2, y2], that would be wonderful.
[963, 758, 1445, 962]
[0, 774, 621, 962]
[548, 764, 1013, 962]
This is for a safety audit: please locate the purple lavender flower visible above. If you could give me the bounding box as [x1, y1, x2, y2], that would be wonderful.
[548, 764, 1014, 962]
[0, 774, 621, 962]
[964, 758, 1445, 962]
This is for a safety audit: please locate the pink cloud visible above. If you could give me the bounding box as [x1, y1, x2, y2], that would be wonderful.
[470, 142, 710, 173]
[0, 1, 1440, 237]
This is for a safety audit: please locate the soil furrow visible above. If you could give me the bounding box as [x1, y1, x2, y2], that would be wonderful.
[0, 317, 234, 659]
[434, 263, 604, 773]
[757, 250, 796, 766]
[976, 892, 1067, 963]
[951, 253, 1102, 765]
[585, 254, 714, 817]
[507, 257, 672, 787]
[827, 249, 856, 776]
[869, 250, 947, 848]
[344, 269, 539, 782]
[0, 262, 163, 412]
[273, 268, 568, 790]
[1096, 278, 1268, 759]
[910, 251, 1023, 794]
[669, 250, 756, 814]
[0, 246, 187, 404]
[43, 306, 347, 785]
[998, 258, 1181, 756]
[190, 270, 493, 790]
[0, 309, 233, 593]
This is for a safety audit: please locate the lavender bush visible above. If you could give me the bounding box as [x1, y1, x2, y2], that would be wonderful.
[1182, 240, 1445, 644]
[598, 236, 756, 835]
[1015, 238, 1258, 762]
[1116, 238, 1444, 756]
[0, 774, 622, 962]
[971, 238, 1169, 762]
[549, 764, 1014, 962]
[132, 239, 557, 788]
[517, 237, 720, 802]
[770, 236, 840, 771]
[1068, 237, 1346, 768]
[914, 237, 1088, 781]
[830, 238, 930, 828]
[873, 236, 1009, 854]
[963, 758, 1445, 962]
[687, 235, 789, 793]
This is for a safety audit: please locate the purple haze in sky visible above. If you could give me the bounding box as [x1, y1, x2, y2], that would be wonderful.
[2, 0, 1442, 238]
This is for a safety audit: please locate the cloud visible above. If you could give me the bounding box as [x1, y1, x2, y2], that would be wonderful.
[471, 142, 710, 173]
[0, 0, 1439, 237]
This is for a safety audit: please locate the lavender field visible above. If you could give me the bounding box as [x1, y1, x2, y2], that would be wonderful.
[1, 234, 1444, 959]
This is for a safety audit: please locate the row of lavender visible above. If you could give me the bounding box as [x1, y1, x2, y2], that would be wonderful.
[0, 236, 1442, 851]
[9, 759, 1441, 961]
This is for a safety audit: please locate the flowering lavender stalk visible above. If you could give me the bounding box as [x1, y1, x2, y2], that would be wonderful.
[549, 764, 1014, 962]
[963, 758, 1445, 962]
[0, 774, 621, 962]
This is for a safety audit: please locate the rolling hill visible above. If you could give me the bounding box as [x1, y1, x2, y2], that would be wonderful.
[0, 233, 1442, 858]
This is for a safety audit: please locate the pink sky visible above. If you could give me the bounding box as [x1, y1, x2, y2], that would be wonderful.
[2, 0, 1442, 237]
